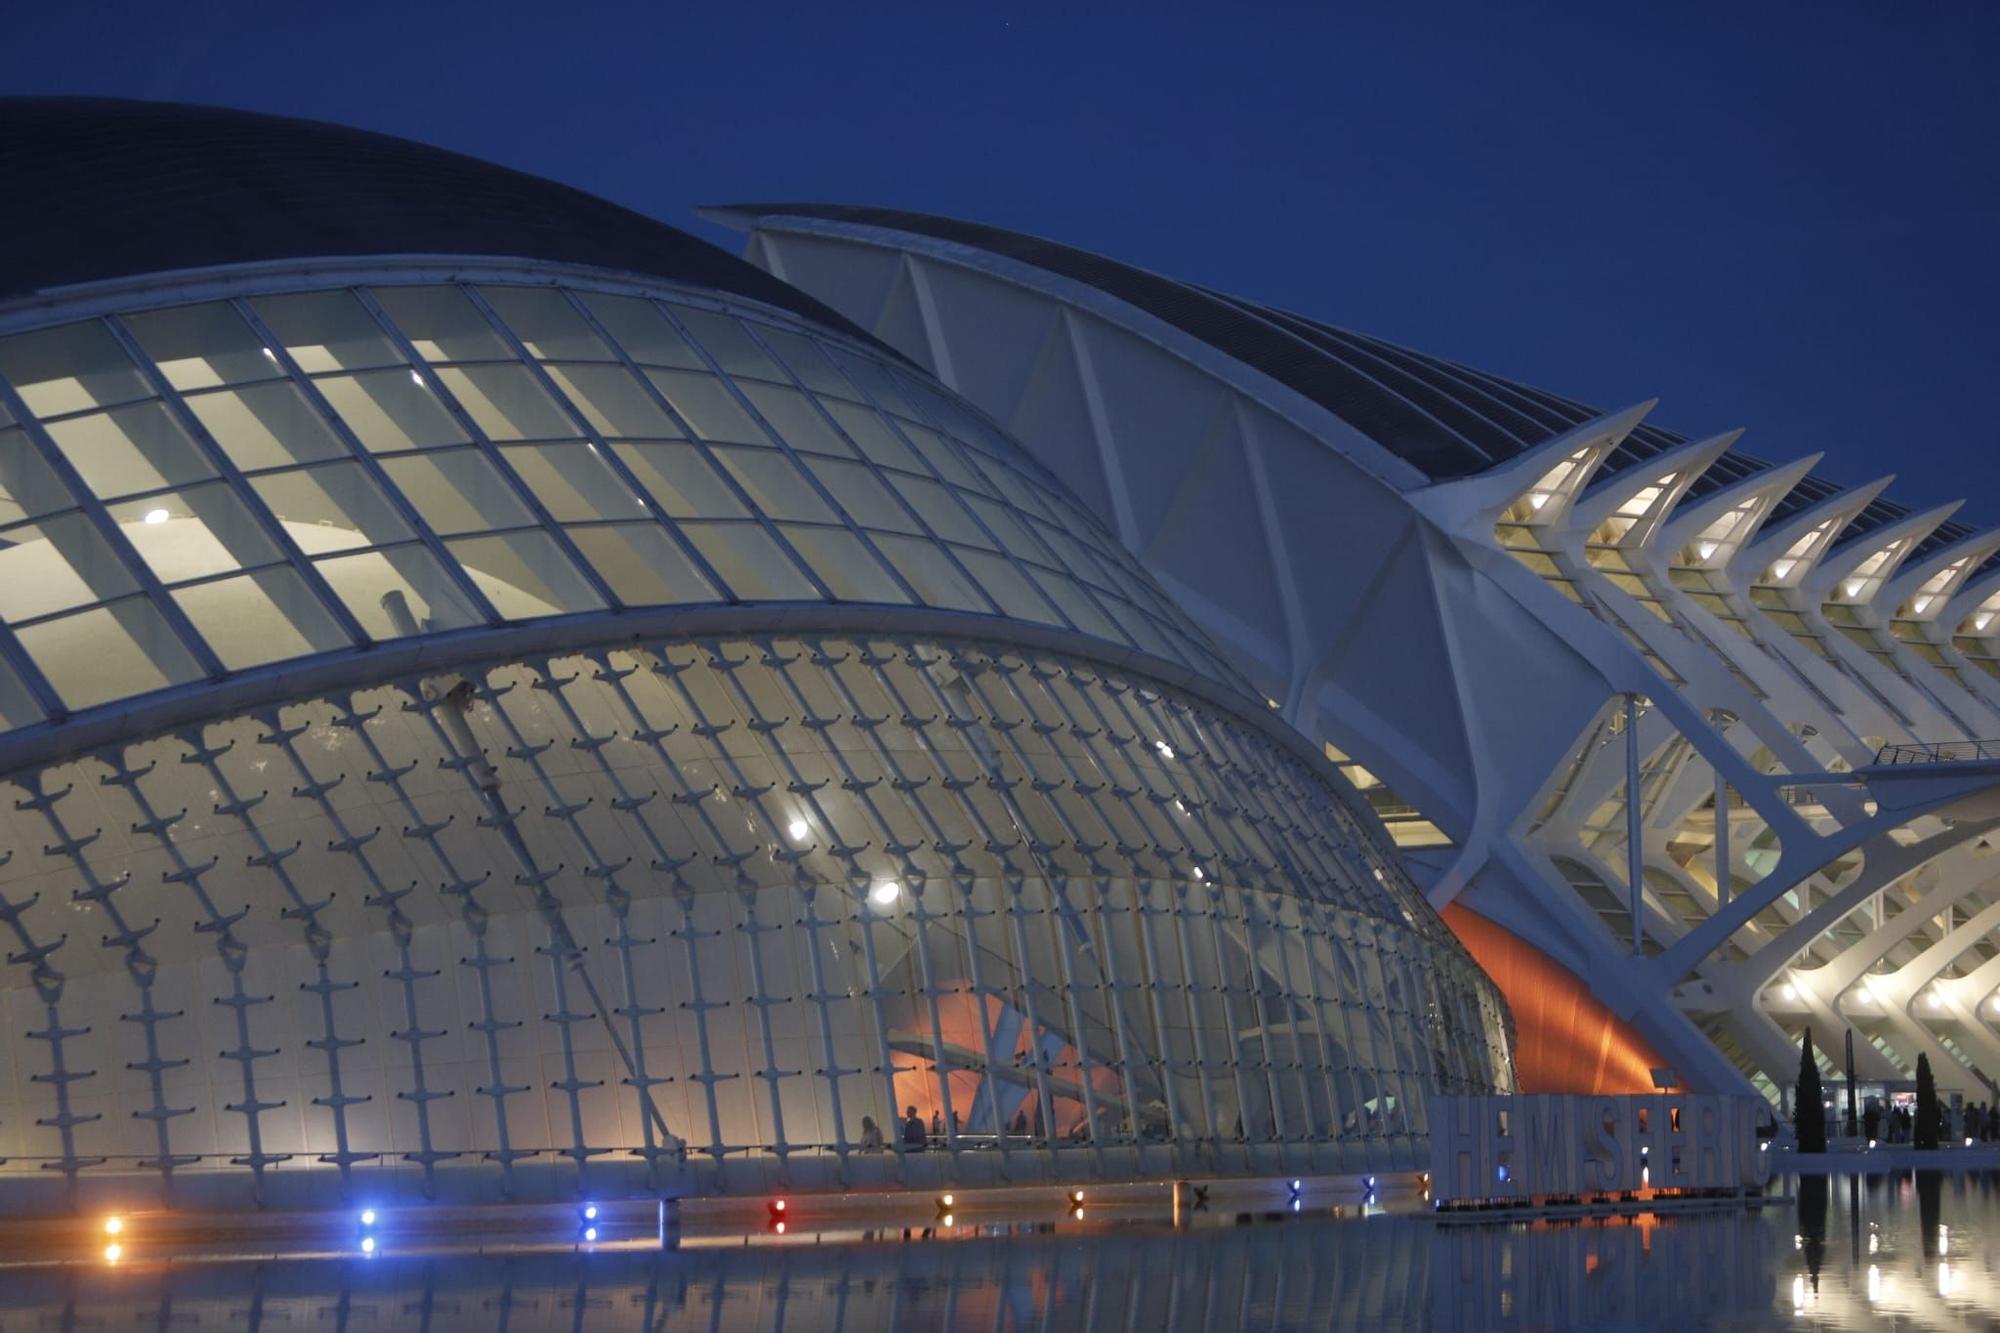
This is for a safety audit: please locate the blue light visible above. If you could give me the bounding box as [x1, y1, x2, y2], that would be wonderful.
[359, 1208, 377, 1227]
[584, 1226, 598, 1242]
[1290, 1178, 1302, 1192]
[583, 1203, 599, 1221]
[1497, 1165, 1509, 1182]
[360, 1236, 376, 1255]
[1364, 1176, 1376, 1190]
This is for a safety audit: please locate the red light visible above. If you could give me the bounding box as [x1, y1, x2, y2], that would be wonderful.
[774, 1199, 786, 1212]
[775, 1220, 786, 1234]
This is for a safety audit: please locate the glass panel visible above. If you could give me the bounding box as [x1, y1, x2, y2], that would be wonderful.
[0, 321, 152, 417]
[612, 442, 748, 518]
[183, 382, 347, 471]
[371, 286, 509, 362]
[567, 523, 717, 606]
[955, 548, 1062, 624]
[0, 427, 77, 524]
[801, 456, 921, 533]
[252, 291, 405, 372]
[174, 566, 350, 668]
[1034, 571, 1126, 642]
[541, 363, 676, 436]
[43, 402, 216, 498]
[316, 369, 468, 452]
[738, 381, 854, 457]
[755, 327, 853, 396]
[680, 522, 818, 601]
[448, 530, 603, 618]
[777, 525, 908, 603]
[0, 653, 44, 730]
[317, 544, 482, 637]
[645, 369, 767, 443]
[830, 348, 920, 418]
[668, 307, 782, 380]
[123, 303, 283, 390]
[500, 442, 646, 521]
[0, 511, 139, 620]
[108, 483, 282, 584]
[250, 461, 414, 553]
[821, 399, 920, 470]
[709, 446, 837, 522]
[578, 293, 702, 369]
[479, 287, 614, 360]
[16, 598, 202, 710]
[890, 474, 988, 545]
[965, 493, 1055, 564]
[900, 425, 983, 489]
[435, 364, 573, 441]
[870, 533, 987, 612]
[379, 449, 533, 535]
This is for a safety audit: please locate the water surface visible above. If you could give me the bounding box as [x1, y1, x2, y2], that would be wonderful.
[3, 1173, 1995, 1330]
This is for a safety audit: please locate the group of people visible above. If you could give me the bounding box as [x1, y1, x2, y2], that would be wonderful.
[855, 1108, 960, 1152]
[1858, 1097, 2000, 1143]
[851, 1098, 1178, 1150]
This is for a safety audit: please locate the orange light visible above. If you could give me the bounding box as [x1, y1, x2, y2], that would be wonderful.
[104, 1216, 124, 1236]
[103, 1242, 123, 1264]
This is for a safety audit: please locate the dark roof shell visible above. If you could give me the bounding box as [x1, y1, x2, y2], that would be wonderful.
[0, 98, 876, 345]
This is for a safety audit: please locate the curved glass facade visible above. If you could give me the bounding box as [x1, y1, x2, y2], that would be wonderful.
[0, 632, 1510, 1202]
[0, 278, 1235, 727]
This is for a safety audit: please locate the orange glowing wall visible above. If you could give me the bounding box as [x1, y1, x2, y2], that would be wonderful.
[1442, 901, 1668, 1095]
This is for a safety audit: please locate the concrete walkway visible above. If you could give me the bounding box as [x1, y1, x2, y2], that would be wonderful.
[1777, 1141, 2000, 1173]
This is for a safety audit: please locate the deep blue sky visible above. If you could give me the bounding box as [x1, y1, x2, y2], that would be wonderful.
[8, 5, 1997, 518]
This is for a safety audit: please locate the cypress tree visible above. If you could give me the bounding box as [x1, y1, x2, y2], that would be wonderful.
[1915, 1053, 1941, 1150]
[1795, 1027, 1827, 1153]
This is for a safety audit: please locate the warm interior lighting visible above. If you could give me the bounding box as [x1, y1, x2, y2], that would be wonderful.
[869, 880, 899, 906]
[786, 819, 809, 842]
[1780, 983, 1797, 1002]
[103, 1216, 124, 1236]
[103, 1242, 122, 1264]
[143, 509, 169, 525]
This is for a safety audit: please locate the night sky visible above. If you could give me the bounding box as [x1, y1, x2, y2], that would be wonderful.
[8, 5, 1997, 519]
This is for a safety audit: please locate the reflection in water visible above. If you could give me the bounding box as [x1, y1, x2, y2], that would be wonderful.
[1799, 1174, 1830, 1291]
[6, 1175, 2000, 1331]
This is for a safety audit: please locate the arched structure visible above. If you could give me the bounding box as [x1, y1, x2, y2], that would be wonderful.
[0, 101, 1513, 1215]
[714, 202, 2000, 1108]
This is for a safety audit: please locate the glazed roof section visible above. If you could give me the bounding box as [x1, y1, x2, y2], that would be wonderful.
[718, 204, 1983, 570]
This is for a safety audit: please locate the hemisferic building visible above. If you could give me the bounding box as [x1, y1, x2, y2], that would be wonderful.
[0, 99, 1514, 1214]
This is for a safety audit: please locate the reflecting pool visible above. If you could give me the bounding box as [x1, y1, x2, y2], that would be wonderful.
[3, 1173, 1997, 1330]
